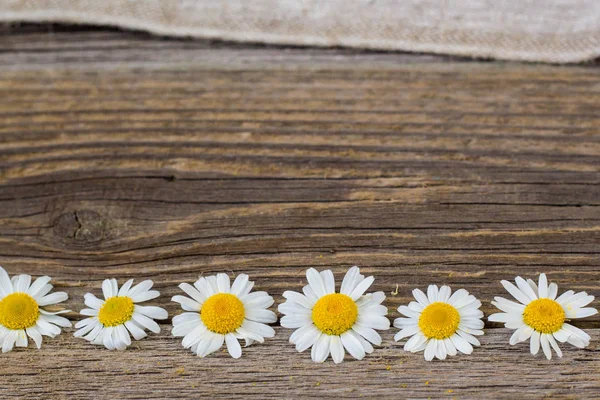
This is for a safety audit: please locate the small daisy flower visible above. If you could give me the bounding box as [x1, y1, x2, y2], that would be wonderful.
[171, 273, 276, 358]
[488, 273, 597, 360]
[394, 285, 484, 361]
[0, 266, 71, 352]
[278, 266, 389, 363]
[74, 278, 168, 350]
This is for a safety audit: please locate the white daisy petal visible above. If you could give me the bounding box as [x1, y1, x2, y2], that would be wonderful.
[0, 267, 14, 297]
[424, 339, 437, 361]
[352, 323, 383, 345]
[538, 274, 549, 298]
[118, 279, 134, 297]
[244, 309, 277, 324]
[294, 327, 321, 352]
[37, 292, 68, 306]
[102, 279, 115, 300]
[403, 332, 427, 352]
[14, 274, 32, 293]
[547, 333, 562, 358]
[241, 291, 274, 309]
[15, 330, 27, 347]
[427, 285, 439, 303]
[340, 266, 359, 295]
[26, 326, 43, 349]
[39, 314, 71, 328]
[540, 333, 552, 360]
[230, 274, 249, 296]
[179, 283, 206, 304]
[216, 273, 231, 293]
[397, 306, 420, 319]
[2, 330, 17, 353]
[130, 290, 160, 303]
[438, 286, 451, 303]
[565, 307, 597, 319]
[515, 276, 537, 301]
[413, 288, 430, 306]
[289, 324, 317, 345]
[312, 334, 331, 362]
[447, 289, 468, 306]
[530, 330, 541, 355]
[553, 328, 570, 343]
[500, 280, 531, 305]
[127, 280, 154, 297]
[443, 337, 457, 356]
[225, 333, 242, 359]
[134, 305, 168, 320]
[451, 334, 473, 355]
[306, 268, 327, 298]
[436, 339, 447, 360]
[547, 282, 558, 300]
[330, 335, 345, 364]
[26, 276, 52, 298]
[320, 270, 335, 294]
[125, 320, 148, 341]
[349, 276, 374, 301]
[84, 293, 104, 310]
[282, 291, 314, 309]
[394, 325, 419, 342]
[132, 313, 161, 333]
[280, 314, 312, 329]
[172, 295, 201, 312]
[302, 285, 319, 304]
[340, 330, 365, 360]
[555, 290, 575, 304]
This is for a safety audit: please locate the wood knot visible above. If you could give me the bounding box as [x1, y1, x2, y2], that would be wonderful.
[54, 210, 111, 245]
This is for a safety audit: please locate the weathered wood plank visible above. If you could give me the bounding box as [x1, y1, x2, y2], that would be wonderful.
[0, 25, 599, 399]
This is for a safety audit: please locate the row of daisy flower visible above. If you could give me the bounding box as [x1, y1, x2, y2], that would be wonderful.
[0, 266, 595, 363]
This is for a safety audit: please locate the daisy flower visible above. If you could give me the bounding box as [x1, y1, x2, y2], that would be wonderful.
[394, 284, 484, 361]
[278, 266, 389, 363]
[488, 273, 596, 360]
[74, 278, 168, 350]
[171, 273, 276, 358]
[0, 266, 71, 352]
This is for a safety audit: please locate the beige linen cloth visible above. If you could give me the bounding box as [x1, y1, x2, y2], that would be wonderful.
[2, 0, 599, 63]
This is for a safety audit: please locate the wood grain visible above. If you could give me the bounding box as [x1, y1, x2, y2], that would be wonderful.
[0, 24, 599, 399]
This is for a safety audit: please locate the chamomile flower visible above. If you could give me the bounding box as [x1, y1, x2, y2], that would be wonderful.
[488, 273, 596, 360]
[278, 266, 389, 363]
[171, 273, 276, 358]
[394, 285, 484, 361]
[74, 279, 168, 350]
[0, 266, 71, 352]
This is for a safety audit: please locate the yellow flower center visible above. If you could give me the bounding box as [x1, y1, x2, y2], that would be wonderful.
[418, 302, 460, 340]
[312, 293, 358, 335]
[98, 296, 135, 327]
[201, 293, 246, 334]
[0, 292, 40, 330]
[523, 298, 565, 334]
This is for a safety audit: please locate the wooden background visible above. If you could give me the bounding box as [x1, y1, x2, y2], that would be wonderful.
[1, 24, 599, 399]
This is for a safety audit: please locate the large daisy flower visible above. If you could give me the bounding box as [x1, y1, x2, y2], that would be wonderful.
[488, 273, 597, 360]
[278, 266, 389, 363]
[394, 285, 484, 361]
[171, 273, 276, 358]
[74, 278, 168, 350]
[0, 266, 71, 352]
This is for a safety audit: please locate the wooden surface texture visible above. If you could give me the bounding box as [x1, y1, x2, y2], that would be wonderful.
[0, 24, 599, 399]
